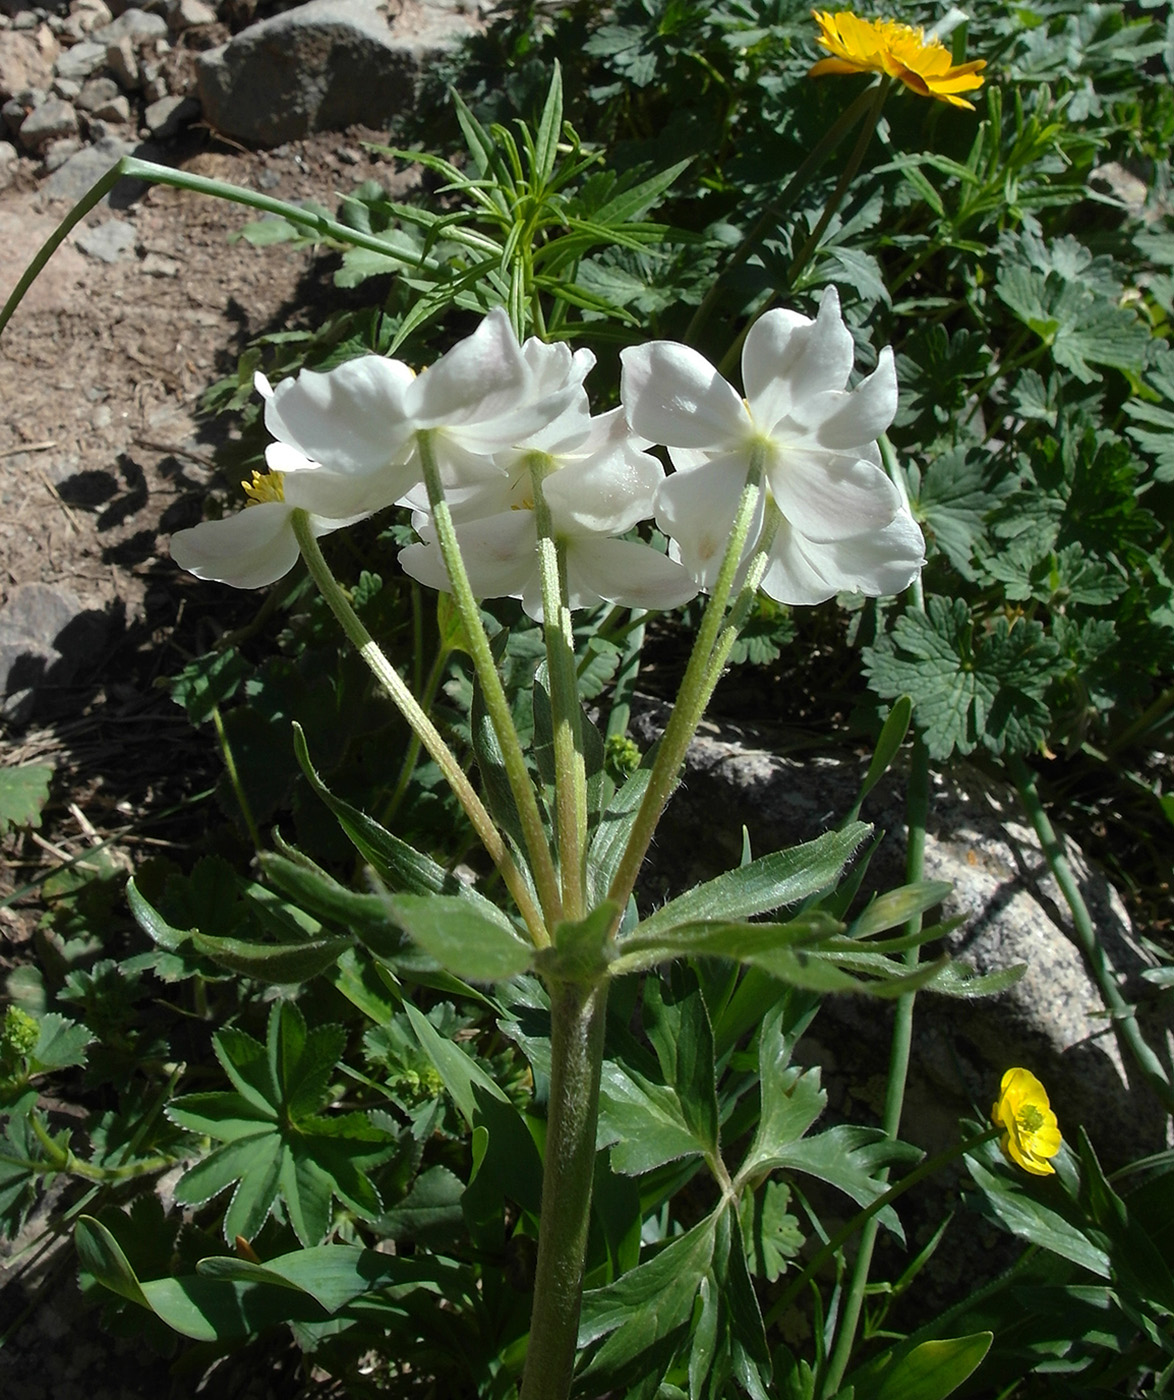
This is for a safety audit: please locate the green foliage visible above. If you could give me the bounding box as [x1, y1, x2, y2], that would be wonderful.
[167, 1001, 397, 1245]
[0, 763, 53, 835]
[5, 2, 1174, 1397]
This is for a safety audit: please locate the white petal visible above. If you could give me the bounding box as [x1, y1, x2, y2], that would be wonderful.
[170, 503, 302, 589]
[742, 288, 854, 432]
[759, 511, 924, 604]
[406, 308, 528, 428]
[621, 342, 750, 449]
[768, 447, 902, 543]
[265, 355, 416, 475]
[655, 454, 764, 590]
[566, 537, 698, 612]
[801, 348, 898, 451]
[758, 517, 841, 606]
[283, 466, 402, 521]
[253, 370, 274, 400]
[399, 511, 538, 600]
[544, 439, 664, 537]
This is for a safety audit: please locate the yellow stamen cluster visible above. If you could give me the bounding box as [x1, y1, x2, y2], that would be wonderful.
[242, 470, 285, 505]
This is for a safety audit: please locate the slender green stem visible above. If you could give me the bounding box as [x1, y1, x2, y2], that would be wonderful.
[683, 81, 883, 348]
[531, 455, 588, 922]
[819, 442, 930, 1398]
[819, 730, 931, 1399]
[765, 1124, 1001, 1330]
[379, 637, 453, 828]
[606, 450, 766, 919]
[211, 704, 262, 851]
[24, 1115, 173, 1183]
[717, 79, 892, 381]
[520, 978, 609, 1400]
[291, 510, 548, 946]
[1008, 754, 1174, 1114]
[416, 431, 564, 926]
[0, 156, 443, 340]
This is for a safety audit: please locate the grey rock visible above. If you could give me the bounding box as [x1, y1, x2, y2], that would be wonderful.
[75, 213, 135, 260]
[38, 131, 136, 200]
[75, 71, 116, 108]
[629, 701, 1173, 1167]
[143, 90, 196, 137]
[105, 33, 136, 87]
[87, 91, 127, 121]
[89, 6, 165, 44]
[141, 249, 178, 275]
[53, 38, 106, 79]
[52, 74, 81, 98]
[167, 0, 216, 31]
[0, 582, 110, 716]
[0, 30, 55, 100]
[19, 95, 78, 150]
[42, 134, 82, 169]
[11, 9, 40, 31]
[91, 6, 167, 43]
[196, 0, 478, 145]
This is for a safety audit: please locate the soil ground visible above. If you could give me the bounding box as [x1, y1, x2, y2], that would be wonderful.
[0, 121, 414, 1399]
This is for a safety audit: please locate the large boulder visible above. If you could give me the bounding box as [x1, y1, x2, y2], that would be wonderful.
[195, 0, 480, 146]
[630, 699, 1173, 1167]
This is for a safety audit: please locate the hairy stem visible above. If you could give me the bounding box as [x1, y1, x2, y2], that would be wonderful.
[520, 978, 609, 1400]
[292, 510, 548, 945]
[416, 430, 564, 927]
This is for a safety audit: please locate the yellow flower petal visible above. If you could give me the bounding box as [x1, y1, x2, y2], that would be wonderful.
[809, 9, 986, 108]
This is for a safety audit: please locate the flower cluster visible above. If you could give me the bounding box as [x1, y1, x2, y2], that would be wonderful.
[171, 297, 924, 613]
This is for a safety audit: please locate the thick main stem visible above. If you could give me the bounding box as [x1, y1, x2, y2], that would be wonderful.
[292, 511, 548, 945]
[521, 978, 609, 1400]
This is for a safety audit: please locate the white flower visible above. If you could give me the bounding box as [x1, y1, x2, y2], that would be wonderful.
[620, 286, 925, 604]
[401, 309, 595, 496]
[398, 409, 696, 619]
[171, 353, 418, 588]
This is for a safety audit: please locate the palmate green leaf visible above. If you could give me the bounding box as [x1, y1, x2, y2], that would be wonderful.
[28, 1012, 93, 1073]
[1125, 346, 1174, 482]
[597, 1058, 708, 1175]
[740, 1178, 805, 1283]
[165, 1001, 396, 1245]
[740, 1007, 827, 1181]
[863, 597, 1069, 760]
[610, 911, 844, 980]
[906, 449, 1010, 581]
[642, 967, 719, 1162]
[0, 762, 53, 835]
[995, 255, 1151, 384]
[771, 1126, 921, 1240]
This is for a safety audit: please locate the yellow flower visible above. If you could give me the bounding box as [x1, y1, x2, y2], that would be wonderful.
[810, 10, 987, 110]
[991, 1067, 1062, 1176]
